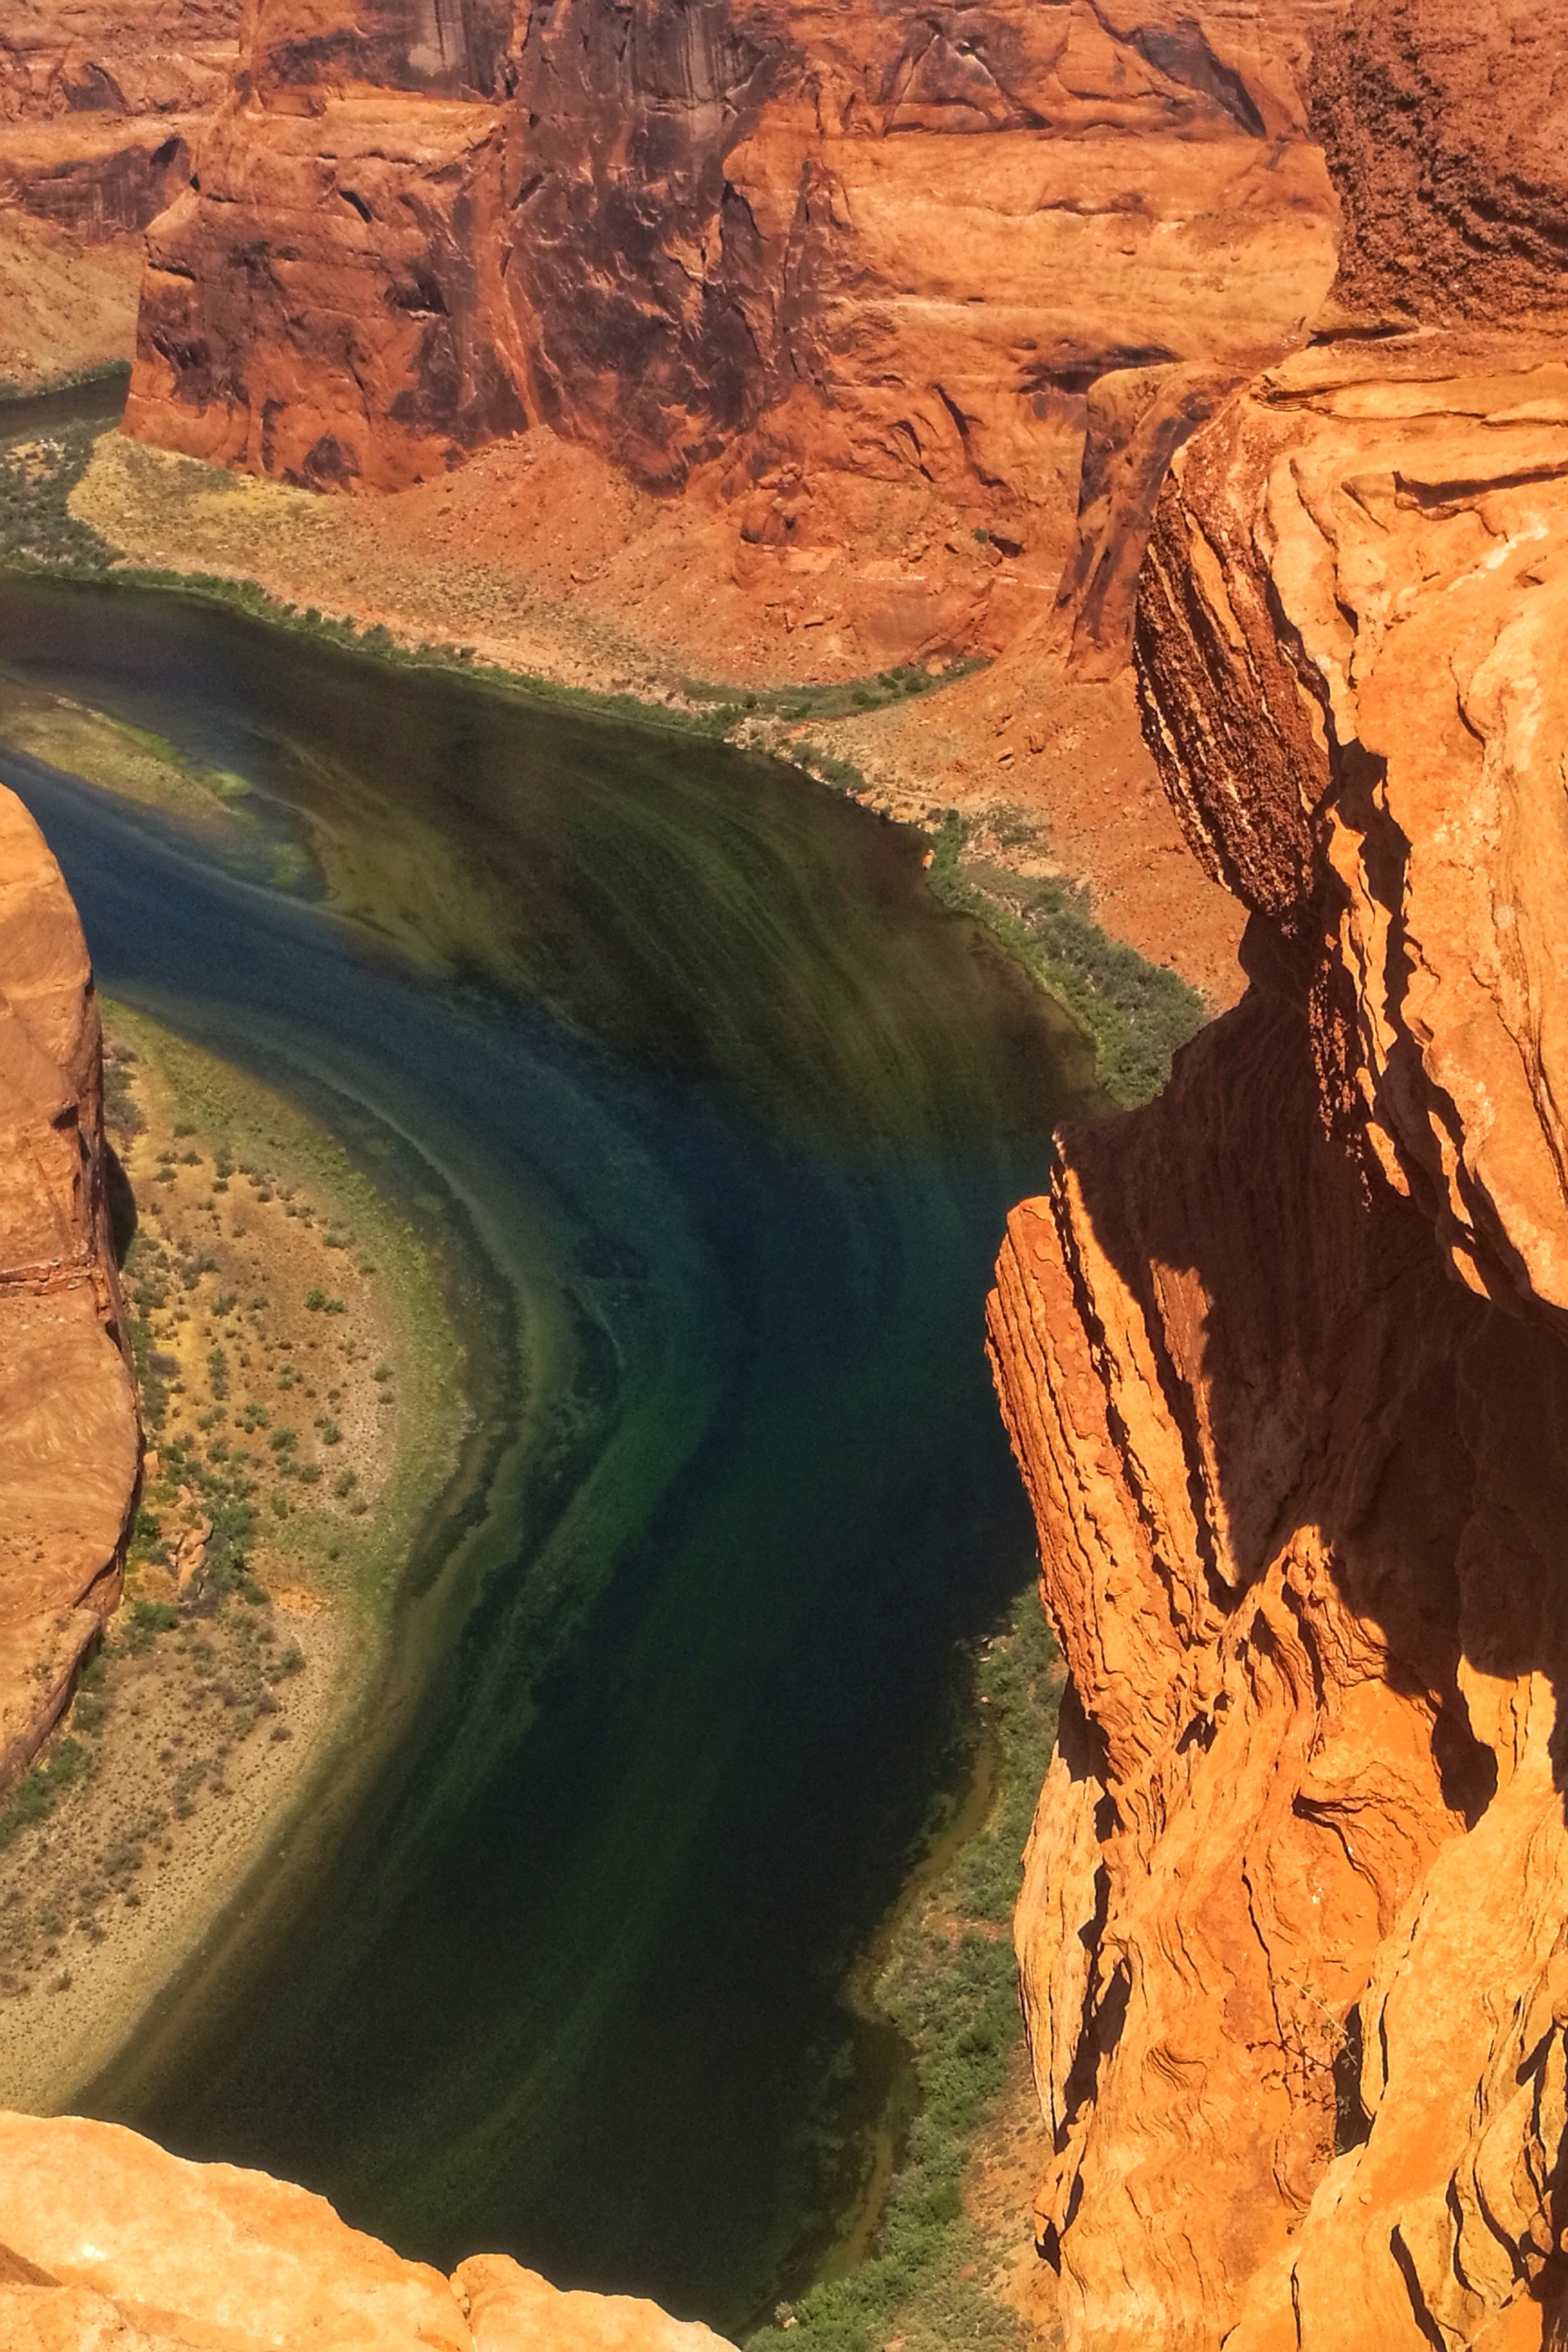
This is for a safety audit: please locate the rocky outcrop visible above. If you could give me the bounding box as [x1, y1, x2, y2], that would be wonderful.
[123, 0, 1342, 664]
[989, 3, 1568, 2345]
[0, 2110, 736, 2352]
[0, 0, 240, 385]
[0, 783, 137, 1789]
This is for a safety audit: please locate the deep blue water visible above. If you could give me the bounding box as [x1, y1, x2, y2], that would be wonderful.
[0, 573, 1089, 2327]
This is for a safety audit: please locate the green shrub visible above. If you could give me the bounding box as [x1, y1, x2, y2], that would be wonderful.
[746, 1591, 1061, 2352]
[923, 815, 1206, 1106]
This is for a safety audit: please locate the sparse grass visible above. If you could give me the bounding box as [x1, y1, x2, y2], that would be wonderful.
[0, 421, 117, 569]
[0, 422, 987, 745]
[749, 1590, 1061, 2352]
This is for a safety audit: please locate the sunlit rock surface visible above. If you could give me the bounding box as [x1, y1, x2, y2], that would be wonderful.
[0, 0, 240, 384]
[0, 2112, 738, 2352]
[990, 3, 1568, 2345]
[123, 0, 1342, 667]
[0, 784, 137, 1791]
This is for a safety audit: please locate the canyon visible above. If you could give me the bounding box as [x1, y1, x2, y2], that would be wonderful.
[121, 0, 1342, 680]
[98, 0, 1349, 1011]
[1, 0, 1567, 2345]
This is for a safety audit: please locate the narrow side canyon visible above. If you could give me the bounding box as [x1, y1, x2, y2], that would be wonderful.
[989, 2, 1568, 2345]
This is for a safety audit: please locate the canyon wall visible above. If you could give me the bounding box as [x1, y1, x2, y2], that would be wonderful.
[121, 0, 1344, 670]
[990, 2, 1568, 2346]
[0, 782, 137, 1791]
[0, 0, 240, 385]
[0, 2110, 735, 2352]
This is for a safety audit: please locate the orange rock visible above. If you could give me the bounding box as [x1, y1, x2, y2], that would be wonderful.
[124, 0, 1341, 667]
[454, 2255, 732, 2352]
[0, 785, 137, 1792]
[0, 2114, 737, 2352]
[992, 4, 1568, 2344]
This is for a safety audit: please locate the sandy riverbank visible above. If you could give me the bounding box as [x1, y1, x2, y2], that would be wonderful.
[0, 1004, 464, 2110]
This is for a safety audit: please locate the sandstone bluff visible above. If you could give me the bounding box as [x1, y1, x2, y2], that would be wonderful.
[0, 2110, 735, 2352]
[0, 785, 136, 1789]
[989, 1, 1568, 2345]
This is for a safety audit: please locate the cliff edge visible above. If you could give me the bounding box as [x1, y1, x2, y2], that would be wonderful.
[0, 780, 137, 1791]
[0, 0, 240, 386]
[989, 1, 1568, 2345]
[121, 0, 1343, 677]
[0, 2109, 736, 2352]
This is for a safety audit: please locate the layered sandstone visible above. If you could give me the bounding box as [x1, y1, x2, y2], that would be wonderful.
[0, 2110, 735, 2352]
[124, 0, 1342, 669]
[0, 783, 137, 1787]
[0, 0, 240, 385]
[989, 4, 1568, 2345]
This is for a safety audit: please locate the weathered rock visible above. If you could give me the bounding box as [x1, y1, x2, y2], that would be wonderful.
[0, 784, 137, 1789]
[125, 0, 1342, 665]
[0, 0, 240, 384]
[0, 2112, 737, 2352]
[990, 3, 1568, 2340]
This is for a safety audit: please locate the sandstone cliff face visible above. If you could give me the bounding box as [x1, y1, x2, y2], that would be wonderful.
[0, 0, 240, 385]
[989, 4, 1568, 2345]
[0, 783, 137, 1789]
[0, 2111, 736, 2352]
[124, 0, 1341, 664]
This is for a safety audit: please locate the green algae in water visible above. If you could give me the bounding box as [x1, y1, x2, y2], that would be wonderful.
[0, 573, 1098, 2330]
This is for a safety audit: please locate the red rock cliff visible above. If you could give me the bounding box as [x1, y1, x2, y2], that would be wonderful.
[0, 782, 137, 1790]
[123, 0, 1344, 668]
[989, 3, 1568, 2346]
[0, 0, 242, 385]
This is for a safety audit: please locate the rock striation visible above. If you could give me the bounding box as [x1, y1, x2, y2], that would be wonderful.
[990, 3, 1568, 2345]
[0, 0, 241, 385]
[123, 0, 1342, 667]
[0, 2110, 736, 2352]
[0, 782, 137, 1792]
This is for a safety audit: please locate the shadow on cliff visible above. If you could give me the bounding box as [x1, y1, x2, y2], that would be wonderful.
[1057, 902, 1568, 1810]
[1005, 900, 1568, 2329]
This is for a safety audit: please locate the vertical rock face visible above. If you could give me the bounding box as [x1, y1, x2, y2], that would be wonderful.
[124, 0, 1342, 656]
[990, 4, 1568, 2346]
[0, 783, 137, 1789]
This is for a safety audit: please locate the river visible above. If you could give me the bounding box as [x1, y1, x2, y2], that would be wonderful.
[0, 566, 1089, 2330]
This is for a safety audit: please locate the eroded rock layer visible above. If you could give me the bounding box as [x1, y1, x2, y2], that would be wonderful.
[0, 0, 240, 384]
[0, 2110, 736, 2352]
[123, 0, 1342, 666]
[989, 3, 1568, 2339]
[0, 783, 137, 1787]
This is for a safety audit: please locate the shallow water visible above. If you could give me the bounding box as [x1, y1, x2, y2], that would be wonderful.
[0, 573, 1091, 2329]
